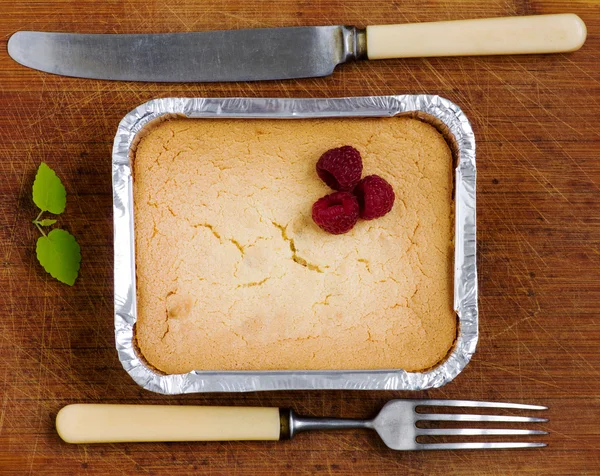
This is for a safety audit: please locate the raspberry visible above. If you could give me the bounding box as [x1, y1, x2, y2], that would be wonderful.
[316, 146, 363, 191]
[312, 192, 359, 235]
[354, 175, 395, 220]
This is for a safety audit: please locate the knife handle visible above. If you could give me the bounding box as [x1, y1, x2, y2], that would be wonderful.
[366, 14, 586, 59]
[56, 404, 282, 444]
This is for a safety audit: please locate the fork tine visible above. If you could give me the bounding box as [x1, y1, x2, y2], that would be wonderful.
[419, 428, 547, 436]
[415, 400, 547, 410]
[418, 442, 547, 450]
[418, 413, 548, 423]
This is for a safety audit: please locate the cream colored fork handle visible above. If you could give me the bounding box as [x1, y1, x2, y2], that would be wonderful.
[56, 404, 281, 444]
[366, 14, 586, 59]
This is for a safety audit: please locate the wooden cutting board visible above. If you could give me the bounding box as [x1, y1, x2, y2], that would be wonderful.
[0, 0, 599, 474]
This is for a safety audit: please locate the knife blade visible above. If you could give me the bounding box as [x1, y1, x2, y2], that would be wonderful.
[7, 14, 586, 83]
[8, 26, 355, 82]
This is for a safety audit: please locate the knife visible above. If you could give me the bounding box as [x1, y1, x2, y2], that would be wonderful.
[8, 14, 586, 82]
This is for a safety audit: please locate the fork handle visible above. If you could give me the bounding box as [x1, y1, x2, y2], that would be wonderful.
[56, 404, 374, 444]
[56, 404, 282, 443]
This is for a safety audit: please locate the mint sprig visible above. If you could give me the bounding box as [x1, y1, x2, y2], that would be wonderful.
[32, 163, 81, 286]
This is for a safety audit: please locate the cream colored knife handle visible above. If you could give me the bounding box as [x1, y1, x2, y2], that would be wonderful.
[366, 14, 586, 59]
[56, 404, 281, 444]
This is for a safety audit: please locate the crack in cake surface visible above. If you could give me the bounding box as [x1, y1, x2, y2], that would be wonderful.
[270, 220, 328, 273]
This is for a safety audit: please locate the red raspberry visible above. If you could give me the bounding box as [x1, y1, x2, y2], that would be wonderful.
[316, 146, 363, 191]
[312, 192, 359, 235]
[354, 175, 395, 220]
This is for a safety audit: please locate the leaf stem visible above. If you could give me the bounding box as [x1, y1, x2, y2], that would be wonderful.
[35, 210, 44, 221]
[34, 222, 46, 237]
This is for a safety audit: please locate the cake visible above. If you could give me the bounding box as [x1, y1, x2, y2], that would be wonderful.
[133, 117, 455, 374]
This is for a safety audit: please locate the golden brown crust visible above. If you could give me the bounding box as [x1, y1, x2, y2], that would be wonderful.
[133, 117, 455, 374]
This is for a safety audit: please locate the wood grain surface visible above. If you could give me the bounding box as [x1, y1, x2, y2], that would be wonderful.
[1, 1, 599, 474]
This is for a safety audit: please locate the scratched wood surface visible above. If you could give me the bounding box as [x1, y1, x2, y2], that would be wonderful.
[1, 0, 599, 474]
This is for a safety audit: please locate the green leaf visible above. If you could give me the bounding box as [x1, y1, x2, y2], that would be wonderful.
[38, 219, 57, 226]
[36, 228, 81, 286]
[32, 162, 66, 214]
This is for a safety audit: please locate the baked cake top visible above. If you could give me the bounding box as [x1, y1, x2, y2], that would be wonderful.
[133, 117, 455, 374]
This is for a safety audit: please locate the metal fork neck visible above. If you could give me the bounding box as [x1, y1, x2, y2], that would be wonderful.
[280, 409, 373, 440]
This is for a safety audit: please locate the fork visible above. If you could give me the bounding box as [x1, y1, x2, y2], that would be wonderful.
[56, 400, 548, 449]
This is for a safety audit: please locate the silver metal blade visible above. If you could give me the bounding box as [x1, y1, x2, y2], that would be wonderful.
[8, 27, 362, 82]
